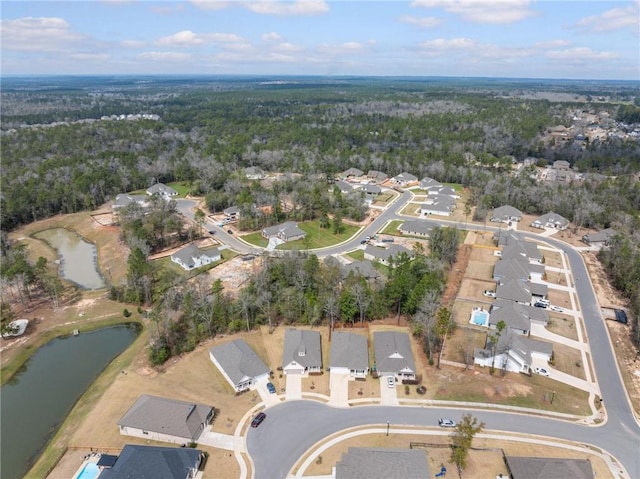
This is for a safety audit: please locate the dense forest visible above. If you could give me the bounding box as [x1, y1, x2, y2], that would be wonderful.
[2, 76, 639, 350]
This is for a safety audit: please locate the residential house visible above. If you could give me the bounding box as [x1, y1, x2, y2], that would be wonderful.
[364, 244, 414, 266]
[426, 185, 460, 199]
[491, 205, 523, 223]
[367, 170, 388, 183]
[489, 299, 549, 335]
[329, 331, 369, 378]
[474, 329, 552, 374]
[398, 220, 433, 237]
[223, 206, 240, 219]
[531, 211, 570, 230]
[553, 160, 571, 171]
[98, 445, 204, 479]
[281, 329, 322, 375]
[504, 456, 594, 479]
[335, 447, 430, 479]
[581, 228, 616, 247]
[420, 195, 456, 216]
[118, 394, 214, 444]
[262, 221, 306, 242]
[373, 331, 416, 380]
[419, 177, 441, 190]
[493, 258, 531, 282]
[342, 167, 364, 178]
[112, 193, 149, 212]
[357, 184, 382, 203]
[171, 244, 220, 271]
[209, 339, 270, 392]
[146, 183, 178, 199]
[245, 166, 265, 180]
[495, 280, 534, 305]
[334, 180, 354, 194]
[390, 172, 418, 186]
[342, 260, 380, 281]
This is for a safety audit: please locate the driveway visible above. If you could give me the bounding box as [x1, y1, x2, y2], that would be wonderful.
[328, 372, 350, 407]
[285, 373, 302, 400]
[378, 375, 399, 406]
[255, 378, 282, 407]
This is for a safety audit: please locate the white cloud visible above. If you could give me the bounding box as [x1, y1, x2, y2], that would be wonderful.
[262, 31, 283, 42]
[272, 42, 303, 52]
[137, 51, 192, 62]
[398, 15, 442, 28]
[190, 0, 230, 11]
[317, 41, 365, 55]
[420, 37, 476, 51]
[156, 30, 245, 47]
[121, 40, 147, 49]
[534, 39, 571, 49]
[411, 0, 535, 24]
[157, 30, 204, 46]
[0, 17, 84, 52]
[546, 47, 619, 61]
[243, 0, 329, 16]
[573, 4, 640, 34]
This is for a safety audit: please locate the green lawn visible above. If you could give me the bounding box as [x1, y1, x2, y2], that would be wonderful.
[382, 220, 403, 235]
[444, 182, 464, 192]
[240, 232, 269, 248]
[346, 250, 364, 261]
[277, 221, 360, 250]
[167, 181, 192, 197]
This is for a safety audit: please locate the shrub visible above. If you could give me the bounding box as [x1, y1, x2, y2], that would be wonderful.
[123, 308, 131, 318]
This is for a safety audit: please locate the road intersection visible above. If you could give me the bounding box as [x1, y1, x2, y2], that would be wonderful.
[175, 190, 639, 479]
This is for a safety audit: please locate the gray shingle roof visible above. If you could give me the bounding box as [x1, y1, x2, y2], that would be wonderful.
[99, 445, 202, 479]
[336, 447, 430, 479]
[505, 456, 593, 479]
[582, 228, 616, 244]
[330, 332, 369, 371]
[147, 183, 178, 196]
[209, 339, 270, 386]
[262, 221, 305, 239]
[365, 244, 414, 263]
[282, 329, 322, 369]
[343, 260, 380, 280]
[373, 331, 415, 375]
[496, 280, 532, 304]
[419, 177, 441, 189]
[359, 184, 382, 195]
[533, 211, 569, 228]
[171, 244, 219, 269]
[393, 172, 418, 183]
[367, 170, 388, 181]
[491, 205, 523, 220]
[118, 395, 213, 441]
[343, 167, 364, 177]
[399, 220, 433, 236]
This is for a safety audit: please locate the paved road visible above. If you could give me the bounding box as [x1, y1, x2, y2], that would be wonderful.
[177, 193, 640, 477]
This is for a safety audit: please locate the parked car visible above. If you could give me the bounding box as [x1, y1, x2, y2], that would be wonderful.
[251, 412, 266, 428]
[534, 302, 548, 309]
[208, 230, 215, 235]
[360, 240, 368, 244]
[549, 305, 563, 312]
[227, 229, 233, 234]
[438, 418, 456, 428]
[387, 376, 396, 388]
[266, 382, 276, 394]
[483, 290, 496, 298]
[534, 367, 550, 377]
[614, 309, 628, 324]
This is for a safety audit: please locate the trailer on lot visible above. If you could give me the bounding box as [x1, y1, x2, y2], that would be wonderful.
[602, 306, 628, 324]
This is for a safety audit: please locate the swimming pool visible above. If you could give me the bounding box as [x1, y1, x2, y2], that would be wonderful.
[76, 462, 100, 479]
[470, 309, 489, 327]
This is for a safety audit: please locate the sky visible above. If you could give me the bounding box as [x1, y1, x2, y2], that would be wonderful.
[1, 0, 639, 80]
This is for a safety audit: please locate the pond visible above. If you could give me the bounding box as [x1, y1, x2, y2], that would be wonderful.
[0, 325, 139, 479]
[34, 228, 106, 289]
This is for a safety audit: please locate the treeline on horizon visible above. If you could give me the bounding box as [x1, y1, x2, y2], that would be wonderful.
[1, 79, 639, 348]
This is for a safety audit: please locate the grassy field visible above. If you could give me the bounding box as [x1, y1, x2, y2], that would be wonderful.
[545, 315, 579, 341]
[381, 220, 403, 235]
[239, 231, 269, 247]
[552, 343, 587, 380]
[278, 221, 360, 250]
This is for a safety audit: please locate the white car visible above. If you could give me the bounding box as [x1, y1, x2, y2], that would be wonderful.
[438, 418, 456, 427]
[549, 305, 563, 312]
[387, 376, 396, 388]
[534, 367, 550, 377]
[483, 290, 496, 298]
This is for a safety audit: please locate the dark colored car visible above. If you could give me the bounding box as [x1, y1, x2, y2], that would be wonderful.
[614, 309, 628, 324]
[251, 412, 266, 428]
[267, 382, 276, 394]
[227, 229, 233, 234]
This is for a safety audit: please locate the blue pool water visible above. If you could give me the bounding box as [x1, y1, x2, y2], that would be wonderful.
[77, 462, 100, 479]
[470, 310, 489, 326]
